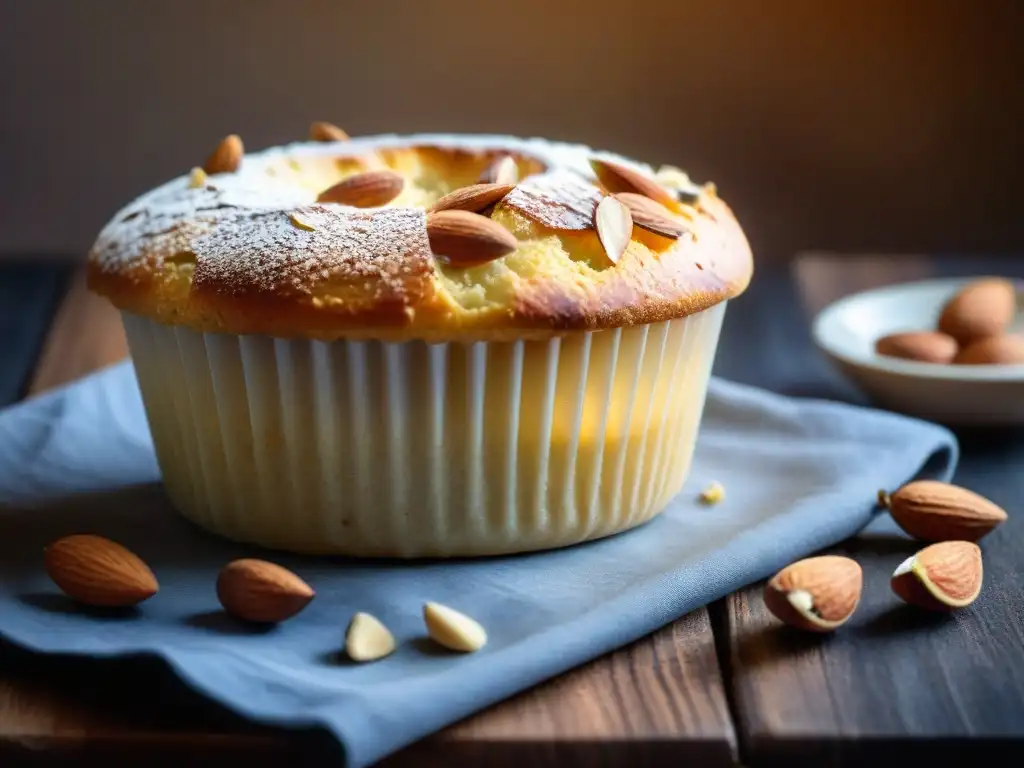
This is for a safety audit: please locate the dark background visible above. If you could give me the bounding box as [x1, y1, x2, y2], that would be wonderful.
[1, 0, 1022, 263]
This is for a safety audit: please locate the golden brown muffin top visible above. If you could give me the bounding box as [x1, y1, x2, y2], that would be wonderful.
[87, 131, 753, 341]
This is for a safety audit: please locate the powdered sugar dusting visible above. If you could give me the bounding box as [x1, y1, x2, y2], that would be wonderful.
[88, 134, 707, 295]
[502, 170, 605, 231]
[90, 175, 312, 274]
[191, 205, 433, 302]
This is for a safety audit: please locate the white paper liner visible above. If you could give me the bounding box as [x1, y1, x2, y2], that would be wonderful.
[121, 303, 725, 557]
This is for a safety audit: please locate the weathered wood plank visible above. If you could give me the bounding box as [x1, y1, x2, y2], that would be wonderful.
[2, 268, 738, 766]
[720, 254, 1024, 766]
[392, 610, 736, 766]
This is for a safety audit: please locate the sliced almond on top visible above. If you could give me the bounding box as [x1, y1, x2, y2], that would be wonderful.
[429, 183, 515, 214]
[203, 134, 243, 174]
[309, 121, 350, 142]
[591, 158, 677, 209]
[594, 196, 633, 265]
[317, 170, 405, 207]
[501, 170, 604, 231]
[479, 155, 519, 186]
[426, 210, 518, 266]
[289, 211, 316, 231]
[613, 193, 688, 239]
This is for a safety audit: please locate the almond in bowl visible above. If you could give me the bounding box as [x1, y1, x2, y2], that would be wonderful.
[813, 276, 1024, 424]
[874, 331, 958, 364]
[873, 277, 1022, 367]
[86, 131, 752, 557]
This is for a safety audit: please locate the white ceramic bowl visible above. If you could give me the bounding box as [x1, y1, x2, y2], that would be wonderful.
[811, 276, 1024, 425]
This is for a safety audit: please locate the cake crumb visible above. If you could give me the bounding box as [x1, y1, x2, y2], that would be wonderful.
[699, 481, 725, 505]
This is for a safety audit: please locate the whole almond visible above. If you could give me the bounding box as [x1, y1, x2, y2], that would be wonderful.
[874, 331, 958, 364]
[424, 602, 487, 652]
[426, 210, 518, 266]
[429, 183, 515, 214]
[479, 155, 519, 186]
[763, 555, 862, 632]
[595, 196, 633, 265]
[591, 158, 678, 210]
[317, 170, 404, 207]
[937, 278, 1017, 344]
[613, 193, 688, 239]
[345, 612, 396, 662]
[309, 121, 350, 142]
[203, 134, 243, 175]
[45, 534, 158, 608]
[883, 480, 1007, 542]
[216, 559, 314, 623]
[953, 334, 1024, 365]
[891, 541, 982, 611]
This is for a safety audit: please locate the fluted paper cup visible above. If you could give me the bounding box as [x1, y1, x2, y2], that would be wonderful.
[120, 303, 726, 557]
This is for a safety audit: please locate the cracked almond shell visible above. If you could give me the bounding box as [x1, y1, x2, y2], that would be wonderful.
[763, 555, 862, 632]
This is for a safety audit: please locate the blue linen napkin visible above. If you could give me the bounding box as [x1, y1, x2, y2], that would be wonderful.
[0, 362, 957, 766]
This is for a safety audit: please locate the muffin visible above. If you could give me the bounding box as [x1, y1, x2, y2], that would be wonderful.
[87, 129, 752, 557]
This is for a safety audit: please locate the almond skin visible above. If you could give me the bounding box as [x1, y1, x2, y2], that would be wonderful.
[203, 134, 243, 174]
[937, 278, 1017, 344]
[309, 121, 349, 142]
[891, 541, 982, 611]
[429, 183, 515, 213]
[763, 555, 862, 632]
[426, 210, 518, 266]
[874, 331, 958, 364]
[884, 480, 1007, 542]
[45, 534, 158, 608]
[613, 193, 688, 239]
[591, 159, 678, 210]
[317, 170, 404, 207]
[216, 559, 314, 624]
[953, 334, 1024, 365]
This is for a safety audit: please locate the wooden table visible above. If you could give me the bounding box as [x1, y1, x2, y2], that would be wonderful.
[1, 253, 1022, 766]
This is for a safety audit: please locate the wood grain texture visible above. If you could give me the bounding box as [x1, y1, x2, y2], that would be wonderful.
[719, 254, 1024, 766]
[0, 643, 321, 766]
[392, 611, 735, 766]
[0, 268, 737, 766]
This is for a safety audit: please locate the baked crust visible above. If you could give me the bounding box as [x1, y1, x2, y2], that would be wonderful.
[86, 134, 753, 341]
